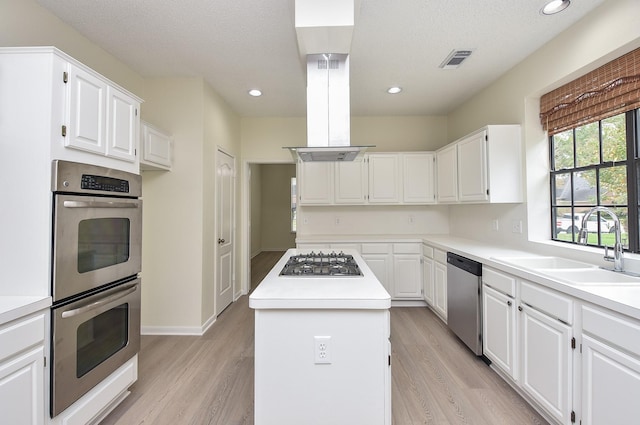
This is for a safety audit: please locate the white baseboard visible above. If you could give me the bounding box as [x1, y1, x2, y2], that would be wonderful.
[142, 315, 217, 336]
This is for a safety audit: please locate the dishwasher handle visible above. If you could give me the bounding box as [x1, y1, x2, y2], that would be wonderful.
[447, 252, 482, 276]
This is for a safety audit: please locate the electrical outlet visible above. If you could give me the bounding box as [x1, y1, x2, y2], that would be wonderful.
[335, 217, 340, 225]
[512, 220, 523, 234]
[408, 215, 414, 224]
[314, 336, 331, 364]
[491, 219, 499, 231]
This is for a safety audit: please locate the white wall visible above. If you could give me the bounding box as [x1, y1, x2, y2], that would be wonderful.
[446, 0, 640, 258]
[250, 164, 263, 257]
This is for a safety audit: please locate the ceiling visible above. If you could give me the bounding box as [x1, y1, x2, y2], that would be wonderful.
[37, 0, 605, 117]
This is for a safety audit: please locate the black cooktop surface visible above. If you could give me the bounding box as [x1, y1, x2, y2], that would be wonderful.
[279, 251, 363, 276]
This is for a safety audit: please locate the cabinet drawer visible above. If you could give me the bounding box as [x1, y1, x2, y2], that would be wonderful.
[393, 243, 421, 254]
[520, 280, 573, 324]
[434, 249, 447, 264]
[0, 313, 45, 363]
[482, 267, 516, 297]
[582, 305, 640, 355]
[361, 243, 390, 254]
[422, 245, 434, 259]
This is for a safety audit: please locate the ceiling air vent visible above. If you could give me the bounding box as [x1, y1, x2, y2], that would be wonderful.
[439, 49, 474, 69]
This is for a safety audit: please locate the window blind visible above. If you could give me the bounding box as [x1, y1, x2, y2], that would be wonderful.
[540, 47, 640, 136]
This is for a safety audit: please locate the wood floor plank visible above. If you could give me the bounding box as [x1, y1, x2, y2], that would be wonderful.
[101, 251, 548, 425]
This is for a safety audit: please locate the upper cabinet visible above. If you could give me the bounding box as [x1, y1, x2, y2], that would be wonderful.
[140, 121, 173, 171]
[0, 47, 142, 174]
[437, 125, 522, 204]
[298, 152, 435, 206]
[367, 153, 401, 204]
[402, 152, 435, 204]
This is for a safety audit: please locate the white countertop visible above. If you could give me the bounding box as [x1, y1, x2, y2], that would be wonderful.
[249, 249, 391, 310]
[297, 234, 640, 321]
[0, 296, 51, 326]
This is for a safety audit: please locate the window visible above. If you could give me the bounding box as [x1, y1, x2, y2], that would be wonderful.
[550, 109, 640, 251]
[291, 177, 297, 233]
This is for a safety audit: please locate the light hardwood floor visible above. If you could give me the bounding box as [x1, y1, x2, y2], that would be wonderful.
[101, 251, 548, 425]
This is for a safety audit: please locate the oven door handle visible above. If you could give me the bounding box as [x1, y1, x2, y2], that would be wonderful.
[63, 200, 140, 209]
[61, 283, 138, 318]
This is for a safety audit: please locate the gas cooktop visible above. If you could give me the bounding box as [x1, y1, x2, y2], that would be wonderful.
[279, 251, 363, 277]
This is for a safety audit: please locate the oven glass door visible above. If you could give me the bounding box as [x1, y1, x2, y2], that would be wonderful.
[52, 194, 142, 302]
[51, 278, 141, 417]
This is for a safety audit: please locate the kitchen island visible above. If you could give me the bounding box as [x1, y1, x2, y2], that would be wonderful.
[249, 249, 391, 425]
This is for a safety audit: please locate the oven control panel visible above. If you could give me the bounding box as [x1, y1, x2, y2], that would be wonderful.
[81, 174, 130, 193]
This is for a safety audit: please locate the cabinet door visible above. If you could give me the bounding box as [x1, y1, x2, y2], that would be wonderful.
[106, 86, 138, 162]
[457, 131, 488, 202]
[393, 254, 422, 298]
[581, 334, 640, 425]
[436, 145, 457, 203]
[433, 262, 447, 321]
[402, 153, 435, 204]
[141, 122, 172, 170]
[483, 284, 517, 379]
[422, 256, 434, 306]
[335, 159, 367, 204]
[298, 161, 333, 205]
[520, 305, 572, 425]
[66, 64, 106, 154]
[368, 154, 401, 203]
[362, 253, 393, 295]
[0, 346, 44, 425]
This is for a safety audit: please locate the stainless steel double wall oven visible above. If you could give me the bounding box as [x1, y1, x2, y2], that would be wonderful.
[50, 160, 142, 417]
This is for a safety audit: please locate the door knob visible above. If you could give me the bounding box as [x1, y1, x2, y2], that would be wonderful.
[218, 238, 225, 244]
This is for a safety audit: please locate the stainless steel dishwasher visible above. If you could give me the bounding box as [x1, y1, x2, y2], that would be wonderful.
[446, 252, 483, 355]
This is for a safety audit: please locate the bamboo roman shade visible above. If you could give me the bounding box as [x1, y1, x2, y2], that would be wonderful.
[540, 47, 640, 135]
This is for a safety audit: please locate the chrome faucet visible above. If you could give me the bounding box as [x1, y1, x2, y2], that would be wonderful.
[578, 206, 624, 272]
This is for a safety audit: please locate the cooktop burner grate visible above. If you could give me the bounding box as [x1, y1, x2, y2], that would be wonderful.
[279, 251, 363, 276]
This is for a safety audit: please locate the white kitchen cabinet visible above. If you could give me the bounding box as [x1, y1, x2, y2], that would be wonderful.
[580, 305, 640, 425]
[361, 244, 393, 296]
[422, 244, 434, 306]
[519, 282, 573, 425]
[298, 161, 334, 205]
[335, 158, 367, 204]
[402, 152, 435, 204]
[433, 249, 447, 321]
[0, 47, 142, 175]
[0, 311, 46, 425]
[66, 63, 139, 164]
[437, 125, 522, 204]
[435, 144, 458, 203]
[140, 121, 173, 171]
[483, 284, 517, 379]
[392, 244, 422, 299]
[367, 153, 401, 204]
[482, 267, 517, 379]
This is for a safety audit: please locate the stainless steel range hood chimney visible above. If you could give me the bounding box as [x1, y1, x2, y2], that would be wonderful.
[285, 0, 372, 162]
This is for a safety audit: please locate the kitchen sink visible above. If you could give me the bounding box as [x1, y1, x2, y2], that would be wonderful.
[492, 255, 640, 286]
[491, 256, 596, 270]
[549, 268, 640, 286]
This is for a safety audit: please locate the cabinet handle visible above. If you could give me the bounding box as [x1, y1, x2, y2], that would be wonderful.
[507, 300, 512, 306]
[61, 125, 67, 137]
[518, 305, 523, 312]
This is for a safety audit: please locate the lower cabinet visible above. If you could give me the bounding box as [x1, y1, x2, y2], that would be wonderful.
[391, 244, 422, 299]
[580, 305, 640, 425]
[0, 311, 46, 425]
[432, 249, 447, 321]
[422, 245, 434, 306]
[519, 303, 573, 425]
[482, 284, 517, 379]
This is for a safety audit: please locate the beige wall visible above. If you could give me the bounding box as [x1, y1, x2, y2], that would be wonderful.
[261, 164, 297, 251]
[250, 164, 263, 257]
[446, 0, 640, 258]
[0, 0, 144, 96]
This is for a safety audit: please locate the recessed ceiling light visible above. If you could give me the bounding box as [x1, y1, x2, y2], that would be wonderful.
[387, 86, 402, 94]
[248, 89, 262, 97]
[541, 0, 570, 15]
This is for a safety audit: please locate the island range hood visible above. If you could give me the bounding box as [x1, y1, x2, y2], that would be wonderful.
[285, 0, 372, 162]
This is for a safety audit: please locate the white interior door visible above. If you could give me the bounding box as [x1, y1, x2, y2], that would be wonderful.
[216, 150, 235, 314]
